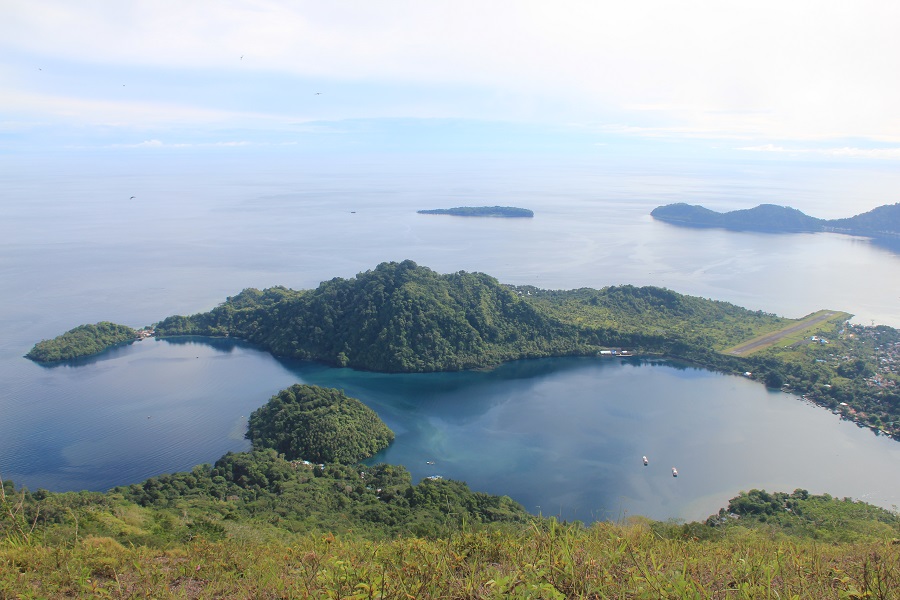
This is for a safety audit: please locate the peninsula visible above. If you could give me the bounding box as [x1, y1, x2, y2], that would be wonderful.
[417, 206, 534, 217]
[651, 202, 900, 238]
[32, 261, 899, 439]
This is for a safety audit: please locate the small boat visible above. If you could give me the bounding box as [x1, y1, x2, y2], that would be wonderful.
[642, 456, 648, 466]
[426, 460, 435, 465]
[672, 467, 678, 477]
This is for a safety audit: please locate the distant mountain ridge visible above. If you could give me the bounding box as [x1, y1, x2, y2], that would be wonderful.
[651, 202, 900, 238]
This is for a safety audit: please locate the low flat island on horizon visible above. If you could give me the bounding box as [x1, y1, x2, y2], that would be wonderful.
[417, 206, 534, 218]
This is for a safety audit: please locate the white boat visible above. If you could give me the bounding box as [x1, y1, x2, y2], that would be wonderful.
[642, 456, 648, 466]
[672, 467, 678, 477]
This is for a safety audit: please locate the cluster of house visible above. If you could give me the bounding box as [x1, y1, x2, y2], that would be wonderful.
[794, 324, 900, 439]
[599, 349, 632, 356]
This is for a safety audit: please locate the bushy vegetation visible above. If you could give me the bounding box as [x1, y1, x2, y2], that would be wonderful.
[154, 260, 787, 374]
[246, 384, 395, 464]
[705, 488, 900, 543]
[4, 472, 900, 598]
[521, 283, 791, 356]
[25, 321, 136, 362]
[155, 260, 579, 372]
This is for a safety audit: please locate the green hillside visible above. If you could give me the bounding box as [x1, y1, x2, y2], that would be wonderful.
[3, 469, 899, 597]
[155, 260, 578, 372]
[26, 322, 137, 362]
[154, 260, 789, 373]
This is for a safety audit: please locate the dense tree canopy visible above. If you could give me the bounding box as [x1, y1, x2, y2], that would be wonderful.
[155, 261, 579, 372]
[154, 260, 789, 373]
[109, 448, 527, 539]
[246, 384, 395, 464]
[26, 322, 137, 362]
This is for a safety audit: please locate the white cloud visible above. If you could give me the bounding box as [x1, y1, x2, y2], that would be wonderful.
[3, 0, 900, 143]
[128, 139, 164, 147]
[0, 89, 292, 128]
[109, 139, 256, 148]
[738, 144, 900, 160]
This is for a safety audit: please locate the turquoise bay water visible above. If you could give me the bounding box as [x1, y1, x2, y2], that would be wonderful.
[8, 337, 900, 523]
[2, 154, 900, 521]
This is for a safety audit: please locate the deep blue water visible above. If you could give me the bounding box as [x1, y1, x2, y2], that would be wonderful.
[2, 154, 900, 521]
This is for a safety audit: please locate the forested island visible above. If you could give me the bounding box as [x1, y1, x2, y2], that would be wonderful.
[25, 322, 139, 362]
[417, 206, 534, 217]
[34, 260, 900, 440]
[651, 201, 900, 238]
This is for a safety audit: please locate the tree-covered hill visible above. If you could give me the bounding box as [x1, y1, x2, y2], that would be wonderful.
[828, 202, 900, 237]
[154, 260, 794, 373]
[155, 260, 579, 372]
[651, 201, 900, 238]
[26, 321, 137, 362]
[246, 384, 395, 464]
[650, 203, 824, 232]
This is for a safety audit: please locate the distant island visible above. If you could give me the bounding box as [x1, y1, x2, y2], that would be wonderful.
[651, 202, 900, 239]
[417, 206, 534, 218]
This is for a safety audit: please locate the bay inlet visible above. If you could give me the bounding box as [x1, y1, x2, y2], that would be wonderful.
[6, 337, 900, 523]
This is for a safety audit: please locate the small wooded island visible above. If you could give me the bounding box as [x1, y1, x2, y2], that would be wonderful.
[651, 201, 900, 238]
[246, 384, 395, 464]
[417, 206, 534, 217]
[25, 322, 140, 362]
[28, 260, 900, 440]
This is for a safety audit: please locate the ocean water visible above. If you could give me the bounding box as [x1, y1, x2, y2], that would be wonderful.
[1, 152, 899, 520]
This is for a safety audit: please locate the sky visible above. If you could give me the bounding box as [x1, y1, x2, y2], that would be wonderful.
[3, 1, 900, 161]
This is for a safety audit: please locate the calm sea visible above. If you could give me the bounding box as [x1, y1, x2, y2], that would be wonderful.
[2, 152, 899, 521]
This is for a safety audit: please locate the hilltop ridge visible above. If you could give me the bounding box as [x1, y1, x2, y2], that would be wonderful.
[651, 201, 900, 238]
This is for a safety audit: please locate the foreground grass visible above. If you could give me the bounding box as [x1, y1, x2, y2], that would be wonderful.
[4, 519, 900, 599]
